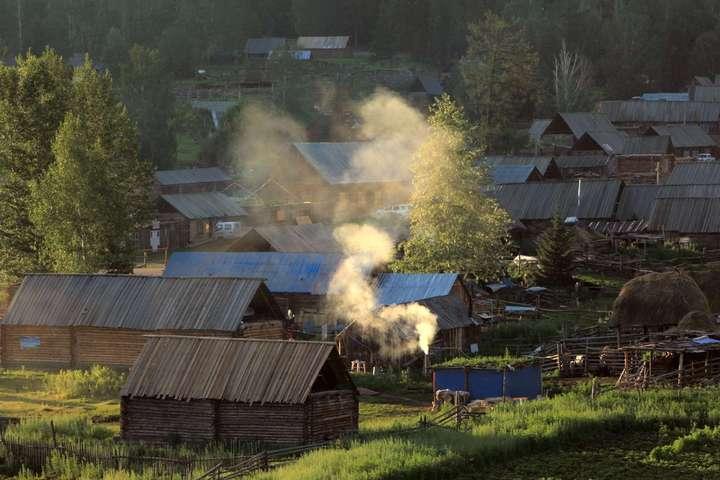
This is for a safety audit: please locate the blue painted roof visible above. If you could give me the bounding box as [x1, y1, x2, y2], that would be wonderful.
[375, 273, 459, 305]
[164, 252, 344, 295]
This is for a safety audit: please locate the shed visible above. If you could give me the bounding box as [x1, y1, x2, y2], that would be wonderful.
[121, 336, 357, 444]
[432, 363, 542, 401]
[0, 275, 287, 369]
[155, 167, 232, 194]
[159, 192, 247, 245]
[230, 224, 342, 253]
[244, 37, 287, 59]
[648, 124, 717, 157]
[295, 36, 350, 57]
[491, 165, 543, 184]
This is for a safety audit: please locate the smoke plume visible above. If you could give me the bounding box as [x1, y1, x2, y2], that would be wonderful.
[330, 224, 438, 358]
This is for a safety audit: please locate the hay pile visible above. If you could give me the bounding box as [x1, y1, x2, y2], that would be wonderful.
[688, 267, 720, 312]
[667, 310, 718, 334]
[613, 271, 710, 332]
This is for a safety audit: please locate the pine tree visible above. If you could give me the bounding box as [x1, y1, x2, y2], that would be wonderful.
[393, 95, 511, 280]
[536, 215, 576, 285]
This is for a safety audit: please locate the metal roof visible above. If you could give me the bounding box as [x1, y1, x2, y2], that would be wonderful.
[574, 132, 670, 155]
[248, 224, 342, 253]
[528, 119, 551, 142]
[656, 184, 720, 199]
[375, 273, 459, 305]
[554, 155, 609, 169]
[634, 93, 689, 102]
[155, 167, 231, 186]
[650, 125, 717, 148]
[483, 156, 555, 176]
[121, 336, 351, 404]
[422, 296, 475, 330]
[293, 142, 409, 184]
[164, 252, 343, 294]
[161, 192, 247, 220]
[664, 162, 720, 185]
[489, 180, 622, 221]
[491, 165, 541, 184]
[597, 101, 720, 123]
[296, 36, 349, 49]
[616, 184, 660, 221]
[415, 72, 444, 96]
[3, 275, 276, 331]
[690, 86, 720, 102]
[543, 112, 617, 138]
[244, 37, 287, 55]
[649, 198, 720, 233]
[574, 131, 627, 155]
[695, 76, 714, 87]
[621, 136, 671, 155]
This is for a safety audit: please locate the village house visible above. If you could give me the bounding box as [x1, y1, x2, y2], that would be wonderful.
[154, 167, 233, 195]
[540, 112, 619, 151]
[295, 36, 351, 58]
[226, 223, 342, 253]
[597, 101, 720, 134]
[164, 251, 344, 335]
[645, 124, 718, 159]
[244, 37, 287, 59]
[490, 165, 543, 184]
[0, 274, 287, 369]
[483, 156, 562, 180]
[554, 155, 610, 179]
[121, 336, 358, 444]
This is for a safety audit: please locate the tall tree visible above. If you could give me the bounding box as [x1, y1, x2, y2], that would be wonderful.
[0, 49, 71, 283]
[394, 95, 511, 280]
[118, 45, 176, 169]
[460, 12, 539, 151]
[536, 215, 575, 285]
[553, 40, 595, 112]
[30, 61, 152, 273]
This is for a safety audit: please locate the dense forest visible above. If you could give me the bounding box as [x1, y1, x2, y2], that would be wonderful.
[2, 0, 720, 98]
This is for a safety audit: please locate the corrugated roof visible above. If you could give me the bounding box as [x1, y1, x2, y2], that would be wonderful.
[121, 336, 350, 404]
[422, 296, 475, 330]
[161, 192, 247, 220]
[483, 156, 554, 176]
[155, 167, 231, 186]
[574, 132, 669, 155]
[164, 252, 343, 295]
[489, 180, 622, 221]
[616, 184, 660, 221]
[375, 273, 458, 305]
[293, 142, 409, 184]
[296, 36, 349, 49]
[690, 86, 720, 102]
[649, 198, 720, 233]
[554, 155, 609, 169]
[597, 101, 720, 123]
[650, 125, 717, 148]
[656, 184, 720, 199]
[528, 119, 551, 142]
[543, 112, 617, 138]
[244, 37, 286, 55]
[415, 72, 443, 95]
[491, 165, 540, 184]
[664, 162, 720, 185]
[3, 275, 275, 331]
[621, 136, 671, 155]
[249, 224, 342, 253]
[575, 131, 627, 155]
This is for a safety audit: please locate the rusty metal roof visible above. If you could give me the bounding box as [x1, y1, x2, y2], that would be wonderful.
[3, 274, 277, 331]
[121, 336, 351, 404]
[161, 192, 247, 220]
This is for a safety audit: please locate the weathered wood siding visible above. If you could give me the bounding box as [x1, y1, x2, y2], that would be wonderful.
[121, 397, 216, 442]
[74, 328, 148, 368]
[240, 320, 287, 339]
[1, 325, 72, 368]
[217, 402, 306, 443]
[308, 390, 358, 442]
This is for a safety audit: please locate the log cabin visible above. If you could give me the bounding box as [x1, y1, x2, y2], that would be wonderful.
[121, 336, 358, 444]
[0, 274, 287, 369]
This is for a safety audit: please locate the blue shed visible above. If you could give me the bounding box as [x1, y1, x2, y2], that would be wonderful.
[433, 365, 542, 401]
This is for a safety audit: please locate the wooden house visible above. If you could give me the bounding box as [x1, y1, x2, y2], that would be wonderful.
[540, 112, 618, 150]
[227, 224, 342, 253]
[554, 155, 610, 179]
[490, 165, 544, 184]
[295, 36, 350, 58]
[0, 275, 287, 369]
[159, 191, 247, 245]
[646, 124, 718, 159]
[121, 336, 357, 444]
[164, 252, 344, 335]
[597, 101, 720, 134]
[271, 142, 412, 221]
[154, 167, 233, 195]
[244, 37, 287, 59]
[482, 156, 562, 180]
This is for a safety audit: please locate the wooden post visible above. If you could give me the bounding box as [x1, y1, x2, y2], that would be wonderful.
[0, 325, 6, 368]
[678, 352, 685, 387]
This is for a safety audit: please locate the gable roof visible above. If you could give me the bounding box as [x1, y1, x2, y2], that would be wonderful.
[375, 273, 459, 306]
[528, 119, 551, 142]
[574, 131, 627, 154]
[597, 101, 720, 123]
[293, 142, 409, 184]
[155, 167, 231, 186]
[616, 184, 660, 221]
[296, 36, 349, 49]
[489, 180, 622, 221]
[244, 37, 286, 55]
[554, 155, 609, 170]
[414, 72, 443, 95]
[649, 125, 717, 148]
[245, 224, 342, 253]
[621, 136, 671, 155]
[649, 198, 720, 234]
[161, 192, 247, 220]
[164, 252, 343, 295]
[121, 336, 351, 404]
[3, 275, 277, 331]
[483, 156, 555, 176]
[543, 112, 617, 138]
[491, 165, 541, 184]
[665, 162, 720, 185]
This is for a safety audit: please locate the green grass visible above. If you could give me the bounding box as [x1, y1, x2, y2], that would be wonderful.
[433, 354, 530, 369]
[175, 133, 203, 167]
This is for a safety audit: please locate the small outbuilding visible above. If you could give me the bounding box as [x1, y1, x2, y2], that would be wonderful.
[295, 36, 350, 58]
[121, 336, 357, 444]
[432, 359, 542, 401]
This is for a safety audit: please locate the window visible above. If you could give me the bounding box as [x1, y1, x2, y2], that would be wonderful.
[20, 336, 40, 350]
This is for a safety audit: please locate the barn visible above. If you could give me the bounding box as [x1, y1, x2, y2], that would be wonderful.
[120, 336, 358, 444]
[164, 252, 344, 335]
[0, 274, 287, 369]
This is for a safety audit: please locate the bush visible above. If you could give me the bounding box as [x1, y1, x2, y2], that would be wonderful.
[5, 416, 114, 444]
[45, 366, 126, 400]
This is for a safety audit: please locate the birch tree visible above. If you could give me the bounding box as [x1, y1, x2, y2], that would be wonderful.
[553, 40, 594, 112]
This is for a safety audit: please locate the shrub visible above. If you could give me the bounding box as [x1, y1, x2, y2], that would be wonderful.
[5, 416, 114, 443]
[45, 366, 125, 400]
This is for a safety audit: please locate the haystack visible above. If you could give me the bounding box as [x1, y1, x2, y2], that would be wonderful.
[688, 268, 720, 312]
[667, 310, 718, 334]
[613, 271, 710, 332]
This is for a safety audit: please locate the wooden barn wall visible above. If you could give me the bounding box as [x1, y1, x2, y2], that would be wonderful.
[217, 402, 306, 444]
[121, 397, 216, 442]
[74, 328, 148, 368]
[307, 390, 358, 442]
[0, 325, 72, 368]
[239, 320, 287, 339]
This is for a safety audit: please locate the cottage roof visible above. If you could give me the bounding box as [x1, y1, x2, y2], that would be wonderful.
[649, 198, 720, 233]
[3, 275, 279, 331]
[483, 156, 555, 176]
[542, 112, 617, 138]
[649, 125, 717, 149]
[161, 192, 247, 220]
[621, 135, 671, 155]
[296, 36, 349, 49]
[597, 101, 720, 123]
[665, 162, 720, 185]
[293, 142, 409, 184]
[553, 155, 609, 169]
[491, 165, 541, 184]
[164, 252, 343, 295]
[121, 336, 352, 404]
[155, 167, 232, 186]
[575, 131, 627, 154]
[245, 224, 342, 253]
[528, 119, 551, 142]
[616, 184, 660, 221]
[244, 37, 286, 55]
[489, 180, 622, 221]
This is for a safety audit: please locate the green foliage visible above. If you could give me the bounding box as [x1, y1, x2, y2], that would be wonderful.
[536, 215, 576, 285]
[6, 416, 114, 444]
[460, 12, 539, 151]
[648, 425, 720, 462]
[433, 354, 529, 369]
[45, 366, 126, 400]
[394, 95, 511, 280]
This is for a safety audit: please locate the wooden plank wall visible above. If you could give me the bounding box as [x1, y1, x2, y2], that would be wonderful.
[121, 397, 216, 442]
[1, 325, 72, 368]
[307, 390, 358, 442]
[218, 402, 306, 444]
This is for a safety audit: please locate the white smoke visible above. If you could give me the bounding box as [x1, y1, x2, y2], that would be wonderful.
[330, 224, 438, 358]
